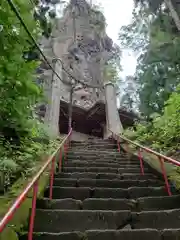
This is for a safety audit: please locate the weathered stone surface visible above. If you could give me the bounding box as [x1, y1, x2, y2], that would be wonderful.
[63, 167, 118, 173]
[36, 198, 81, 210]
[128, 187, 167, 198]
[34, 210, 131, 232]
[57, 172, 122, 180]
[161, 229, 180, 240]
[23, 139, 180, 239]
[57, 172, 98, 179]
[78, 179, 162, 188]
[86, 229, 160, 240]
[137, 195, 180, 211]
[63, 161, 125, 168]
[44, 187, 90, 200]
[53, 178, 77, 187]
[20, 230, 161, 240]
[96, 173, 121, 179]
[83, 198, 136, 210]
[118, 168, 150, 174]
[20, 232, 84, 240]
[93, 188, 128, 199]
[132, 209, 180, 229]
[121, 173, 157, 180]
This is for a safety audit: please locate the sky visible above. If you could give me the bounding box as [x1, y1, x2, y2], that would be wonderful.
[60, 0, 137, 78]
[91, 0, 137, 78]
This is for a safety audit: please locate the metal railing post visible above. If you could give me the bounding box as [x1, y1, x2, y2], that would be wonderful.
[159, 157, 172, 196]
[28, 181, 38, 240]
[49, 157, 55, 200]
[138, 148, 144, 175]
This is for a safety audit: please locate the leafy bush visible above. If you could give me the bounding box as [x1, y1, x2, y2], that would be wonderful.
[124, 85, 180, 154]
[0, 121, 61, 191]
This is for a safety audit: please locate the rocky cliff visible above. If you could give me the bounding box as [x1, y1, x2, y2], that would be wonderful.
[39, 0, 116, 136]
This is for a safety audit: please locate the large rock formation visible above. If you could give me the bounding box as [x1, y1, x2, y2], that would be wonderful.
[39, 0, 122, 137]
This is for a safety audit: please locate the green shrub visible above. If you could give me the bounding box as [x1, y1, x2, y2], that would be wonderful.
[124, 85, 180, 154]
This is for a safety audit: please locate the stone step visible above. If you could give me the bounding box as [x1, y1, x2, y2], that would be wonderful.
[67, 155, 129, 160]
[36, 198, 82, 210]
[137, 195, 180, 211]
[131, 209, 180, 229]
[71, 148, 117, 151]
[71, 145, 116, 150]
[69, 145, 120, 148]
[57, 172, 157, 180]
[57, 172, 122, 179]
[38, 195, 180, 211]
[63, 167, 118, 173]
[67, 153, 129, 159]
[66, 158, 140, 165]
[122, 173, 157, 180]
[63, 161, 141, 168]
[44, 186, 167, 200]
[71, 143, 116, 146]
[20, 229, 180, 240]
[62, 167, 149, 174]
[33, 210, 131, 232]
[33, 209, 180, 232]
[67, 150, 122, 155]
[20, 229, 162, 240]
[37, 198, 136, 211]
[53, 178, 163, 188]
[71, 146, 116, 149]
[71, 140, 113, 144]
[67, 155, 139, 161]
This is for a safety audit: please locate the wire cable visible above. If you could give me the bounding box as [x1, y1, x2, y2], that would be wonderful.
[7, 0, 102, 89]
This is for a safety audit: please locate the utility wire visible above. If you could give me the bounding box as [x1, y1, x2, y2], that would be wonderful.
[7, 0, 102, 89]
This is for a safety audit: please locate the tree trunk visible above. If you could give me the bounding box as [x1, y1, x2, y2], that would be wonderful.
[165, 0, 180, 31]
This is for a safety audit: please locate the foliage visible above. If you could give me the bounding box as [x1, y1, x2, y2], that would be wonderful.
[0, 0, 42, 142]
[33, 0, 60, 37]
[119, 5, 180, 118]
[90, 4, 106, 31]
[119, 0, 180, 188]
[134, 0, 180, 17]
[124, 85, 180, 154]
[120, 75, 138, 111]
[103, 43, 122, 91]
[0, 0, 60, 191]
[0, 122, 61, 190]
[103, 62, 119, 83]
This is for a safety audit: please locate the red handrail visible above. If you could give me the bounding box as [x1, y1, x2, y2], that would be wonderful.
[0, 128, 72, 238]
[109, 129, 180, 196]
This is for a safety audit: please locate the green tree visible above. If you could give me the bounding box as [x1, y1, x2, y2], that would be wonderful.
[119, 5, 180, 117]
[134, 0, 180, 31]
[33, 0, 61, 37]
[120, 76, 138, 111]
[0, 0, 41, 143]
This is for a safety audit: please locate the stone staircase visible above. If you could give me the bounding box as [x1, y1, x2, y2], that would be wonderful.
[21, 139, 180, 239]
